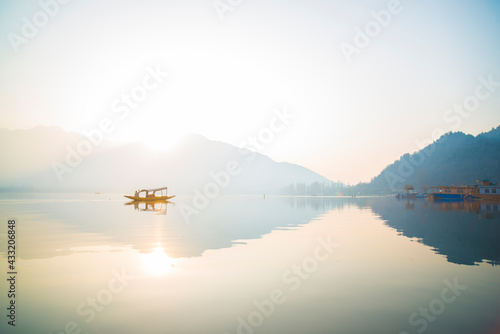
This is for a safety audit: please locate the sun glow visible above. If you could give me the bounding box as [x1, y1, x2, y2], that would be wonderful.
[141, 135, 184, 152]
[112, 122, 188, 153]
[143, 246, 175, 276]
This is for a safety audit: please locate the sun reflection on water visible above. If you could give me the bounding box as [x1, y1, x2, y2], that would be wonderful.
[142, 245, 174, 276]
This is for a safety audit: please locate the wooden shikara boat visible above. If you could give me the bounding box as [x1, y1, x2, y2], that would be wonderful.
[124, 187, 175, 201]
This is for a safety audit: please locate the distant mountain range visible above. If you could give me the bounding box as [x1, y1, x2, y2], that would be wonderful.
[351, 125, 500, 194]
[0, 126, 334, 194]
[2, 125, 500, 195]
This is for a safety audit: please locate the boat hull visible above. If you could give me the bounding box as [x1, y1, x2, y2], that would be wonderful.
[124, 195, 175, 201]
[476, 194, 500, 200]
[428, 193, 465, 201]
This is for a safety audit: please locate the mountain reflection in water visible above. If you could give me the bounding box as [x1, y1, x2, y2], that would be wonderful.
[368, 198, 500, 266]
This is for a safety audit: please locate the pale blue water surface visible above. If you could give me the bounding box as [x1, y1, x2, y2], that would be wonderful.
[0, 194, 499, 334]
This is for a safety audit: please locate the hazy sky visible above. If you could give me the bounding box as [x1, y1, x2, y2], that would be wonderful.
[1, 0, 500, 183]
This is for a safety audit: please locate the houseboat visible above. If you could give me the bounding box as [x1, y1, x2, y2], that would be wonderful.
[476, 180, 500, 200]
[427, 180, 500, 201]
[427, 186, 476, 200]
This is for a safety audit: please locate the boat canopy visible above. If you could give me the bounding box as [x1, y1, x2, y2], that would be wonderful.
[139, 187, 168, 193]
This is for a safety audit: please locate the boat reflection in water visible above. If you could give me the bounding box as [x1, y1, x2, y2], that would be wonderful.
[124, 200, 174, 215]
[426, 199, 500, 219]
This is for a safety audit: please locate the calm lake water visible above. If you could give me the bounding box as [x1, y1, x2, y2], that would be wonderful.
[1, 194, 500, 334]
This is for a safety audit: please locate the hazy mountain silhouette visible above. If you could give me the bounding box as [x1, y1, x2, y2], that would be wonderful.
[0, 126, 333, 194]
[351, 125, 500, 194]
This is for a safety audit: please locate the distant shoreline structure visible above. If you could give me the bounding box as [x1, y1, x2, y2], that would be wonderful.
[428, 180, 500, 201]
